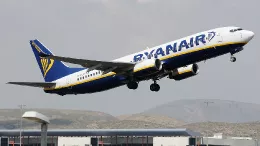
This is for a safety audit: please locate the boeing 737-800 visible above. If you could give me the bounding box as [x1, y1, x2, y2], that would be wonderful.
[8, 26, 254, 95]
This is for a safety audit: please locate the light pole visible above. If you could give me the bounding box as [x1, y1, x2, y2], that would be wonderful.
[257, 129, 259, 146]
[18, 104, 26, 146]
[204, 101, 214, 146]
[22, 111, 50, 146]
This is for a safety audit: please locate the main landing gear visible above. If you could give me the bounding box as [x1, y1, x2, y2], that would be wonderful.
[150, 80, 160, 92]
[127, 81, 138, 90]
[127, 80, 161, 92]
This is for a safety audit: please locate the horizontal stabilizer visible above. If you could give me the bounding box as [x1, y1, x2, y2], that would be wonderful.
[7, 82, 56, 88]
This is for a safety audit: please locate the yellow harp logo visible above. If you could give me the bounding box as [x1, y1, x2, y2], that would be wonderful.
[32, 42, 54, 77]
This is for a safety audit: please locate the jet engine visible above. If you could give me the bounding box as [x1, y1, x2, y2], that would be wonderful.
[133, 59, 162, 77]
[169, 64, 199, 80]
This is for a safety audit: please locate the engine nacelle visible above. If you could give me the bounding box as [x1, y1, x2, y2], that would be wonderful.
[169, 64, 199, 80]
[133, 59, 162, 76]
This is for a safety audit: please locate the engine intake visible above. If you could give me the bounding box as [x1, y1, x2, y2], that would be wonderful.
[169, 64, 199, 80]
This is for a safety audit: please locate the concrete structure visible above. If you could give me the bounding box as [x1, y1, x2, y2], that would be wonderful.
[58, 137, 92, 146]
[153, 137, 198, 146]
[22, 111, 50, 146]
[208, 133, 253, 140]
[204, 138, 257, 146]
[202, 133, 259, 146]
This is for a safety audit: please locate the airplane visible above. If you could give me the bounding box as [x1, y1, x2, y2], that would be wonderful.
[7, 26, 254, 96]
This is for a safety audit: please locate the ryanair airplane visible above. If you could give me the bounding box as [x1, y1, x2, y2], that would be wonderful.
[8, 26, 254, 96]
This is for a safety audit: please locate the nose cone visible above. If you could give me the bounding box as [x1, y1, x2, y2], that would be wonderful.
[244, 30, 255, 42]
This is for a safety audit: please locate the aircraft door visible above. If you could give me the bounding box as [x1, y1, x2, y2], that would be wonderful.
[216, 32, 223, 43]
[66, 78, 73, 90]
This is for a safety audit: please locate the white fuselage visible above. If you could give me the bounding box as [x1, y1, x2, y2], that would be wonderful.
[47, 26, 254, 93]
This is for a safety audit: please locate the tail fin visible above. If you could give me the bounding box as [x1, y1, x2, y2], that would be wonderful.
[30, 39, 76, 82]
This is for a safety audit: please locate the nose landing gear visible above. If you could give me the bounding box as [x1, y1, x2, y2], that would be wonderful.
[230, 47, 243, 62]
[230, 55, 236, 62]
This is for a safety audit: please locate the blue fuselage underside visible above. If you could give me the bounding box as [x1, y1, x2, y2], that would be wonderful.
[45, 43, 244, 95]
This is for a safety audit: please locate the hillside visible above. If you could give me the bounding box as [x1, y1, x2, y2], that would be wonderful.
[117, 114, 185, 127]
[0, 109, 117, 129]
[1, 99, 260, 138]
[141, 99, 260, 123]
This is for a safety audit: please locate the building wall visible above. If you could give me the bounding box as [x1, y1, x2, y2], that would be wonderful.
[101, 137, 153, 144]
[5, 136, 259, 146]
[153, 137, 190, 146]
[203, 138, 259, 146]
[58, 137, 91, 146]
[4, 136, 153, 146]
[7, 136, 58, 146]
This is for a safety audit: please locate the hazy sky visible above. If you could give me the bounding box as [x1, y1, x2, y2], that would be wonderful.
[0, 0, 259, 116]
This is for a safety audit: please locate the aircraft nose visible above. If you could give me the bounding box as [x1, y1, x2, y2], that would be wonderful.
[244, 30, 254, 42]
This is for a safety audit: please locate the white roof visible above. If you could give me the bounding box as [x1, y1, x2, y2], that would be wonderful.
[22, 111, 50, 124]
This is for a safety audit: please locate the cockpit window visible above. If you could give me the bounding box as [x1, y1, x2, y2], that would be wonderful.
[230, 28, 243, 32]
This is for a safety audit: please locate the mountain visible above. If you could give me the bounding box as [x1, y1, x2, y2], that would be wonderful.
[0, 109, 117, 129]
[141, 99, 260, 123]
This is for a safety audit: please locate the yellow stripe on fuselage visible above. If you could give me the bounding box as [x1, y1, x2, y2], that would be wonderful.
[44, 41, 246, 91]
[44, 64, 155, 91]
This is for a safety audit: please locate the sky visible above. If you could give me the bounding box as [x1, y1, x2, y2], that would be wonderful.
[0, 0, 259, 116]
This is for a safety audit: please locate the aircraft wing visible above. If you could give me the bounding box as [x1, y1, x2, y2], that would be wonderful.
[7, 82, 56, 88]
[40, 53, 135, 74]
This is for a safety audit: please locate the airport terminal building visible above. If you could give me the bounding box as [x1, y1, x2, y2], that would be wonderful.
[0, 129, 202, 146]
[0, 129, 259, 146]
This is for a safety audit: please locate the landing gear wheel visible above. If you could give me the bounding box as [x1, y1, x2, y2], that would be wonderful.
[150, 83, 160, 92]
[127, 81, 138, 90]
[230, 56, 236, 62]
